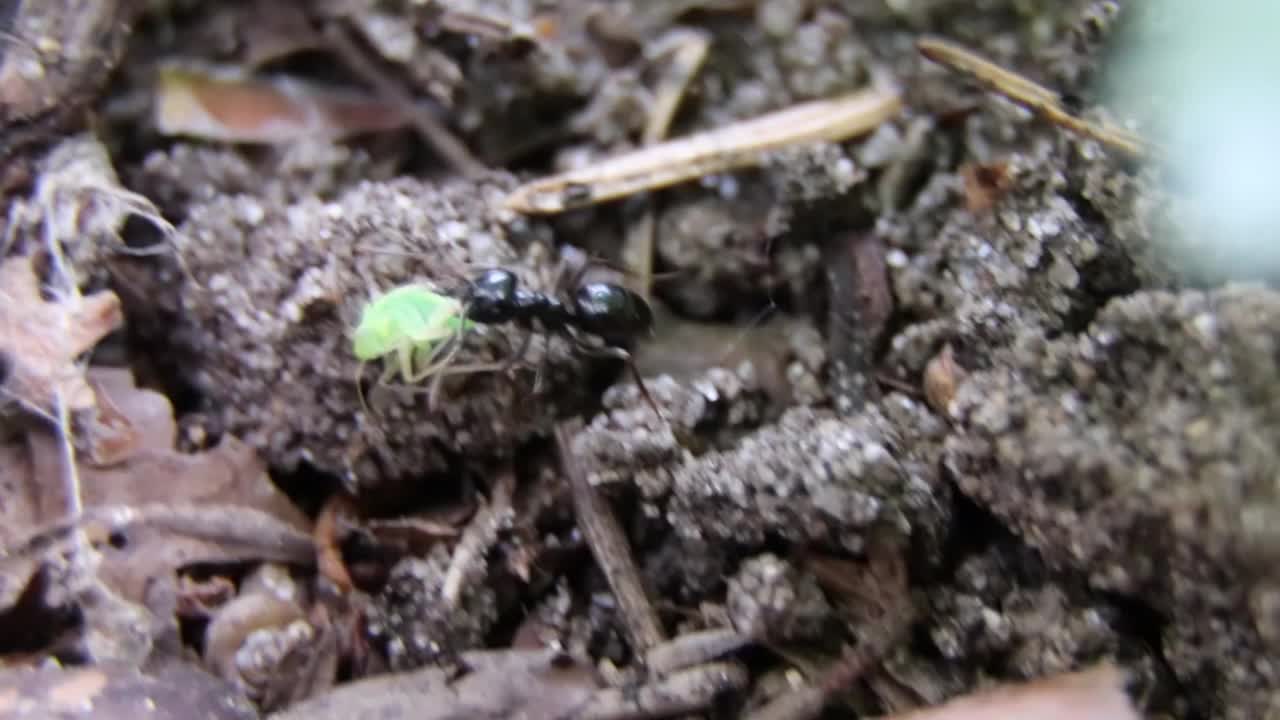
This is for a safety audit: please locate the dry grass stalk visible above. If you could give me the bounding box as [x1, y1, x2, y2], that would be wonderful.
[505, 86, 903, 214]
[917, 36, 1150, 158]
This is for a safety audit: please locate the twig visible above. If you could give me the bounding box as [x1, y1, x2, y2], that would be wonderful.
[622, 29, 710, 300]
[576, 661, 749, 720]
[506, 87, 902, 214]
[748, 536, 914, 720]
[442, 466, 516, 607]
[555, 418, 665, 654]
[52, 387, 97, 584]
[917, 36, 1151, 159]
[744, 608, 912, 720]
[0, 503, 316, 566]
[324, 21, 485, 177]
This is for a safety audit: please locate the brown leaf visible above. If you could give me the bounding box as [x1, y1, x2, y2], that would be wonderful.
[0, 254, 122, 417]
[0, 366, 312, 607]
[154, 64, 411, 144]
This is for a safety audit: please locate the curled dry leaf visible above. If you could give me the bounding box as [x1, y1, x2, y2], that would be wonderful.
[882, 663, 1141, 720]
[155, 64, 413, 144]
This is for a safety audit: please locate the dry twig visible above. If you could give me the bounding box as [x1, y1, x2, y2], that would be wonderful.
[506, 87, 902, 214]
[555, 419, 665, 654]
[442, 467, 516, 607]
[917, 36, 1150, 158]
[622, 28, 710, 299]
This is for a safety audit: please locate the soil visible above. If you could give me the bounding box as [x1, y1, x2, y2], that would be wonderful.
[0, 0, 1276, 718]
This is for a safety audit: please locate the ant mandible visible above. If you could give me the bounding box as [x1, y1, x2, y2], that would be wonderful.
[448, 267, 664, 418]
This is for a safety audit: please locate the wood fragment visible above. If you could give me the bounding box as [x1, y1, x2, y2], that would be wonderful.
[506, 87, 903, 214]
[1, 503, 315, 567]
[917, 36, 1150, 158]
[555, 419, 665, 654]
[825, 231, 891, 414]
[576, 661, 748, 720]
[645, 627, 753, 677]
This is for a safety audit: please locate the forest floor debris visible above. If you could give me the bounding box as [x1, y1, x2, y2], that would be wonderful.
[0, 1, 1275, 718]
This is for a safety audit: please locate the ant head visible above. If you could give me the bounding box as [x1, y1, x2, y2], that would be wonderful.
[464, 268, 519, 323]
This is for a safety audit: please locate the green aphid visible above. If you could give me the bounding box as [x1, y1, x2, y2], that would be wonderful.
[350, 284, 477, 416]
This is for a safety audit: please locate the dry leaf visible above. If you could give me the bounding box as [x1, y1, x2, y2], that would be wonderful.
[882, 663, 1141, 720]
[0, 366, 312, 607]
[155, 63, 411, 143]
[0, 254, 122, 417]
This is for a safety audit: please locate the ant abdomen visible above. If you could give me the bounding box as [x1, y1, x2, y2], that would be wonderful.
[572, 283, 653, 343]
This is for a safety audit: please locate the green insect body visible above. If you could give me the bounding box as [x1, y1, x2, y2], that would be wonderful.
[351, 284, 474, 418]
[352, 284, 469, 375]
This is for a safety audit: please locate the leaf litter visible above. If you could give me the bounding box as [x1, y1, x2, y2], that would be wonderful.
[0, 1, 1274, 719]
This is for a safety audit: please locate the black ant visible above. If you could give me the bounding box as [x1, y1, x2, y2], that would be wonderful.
[447, 267, 664, 418]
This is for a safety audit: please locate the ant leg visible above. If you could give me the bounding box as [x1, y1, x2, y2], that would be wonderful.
[427, 339, 465, 410]
[533, 333, 553, 394]
[496, 329, 532, 375]
[567, 333, 665, 421]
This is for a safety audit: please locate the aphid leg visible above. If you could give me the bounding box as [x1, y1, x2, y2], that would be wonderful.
[494, 328, 530, 375]
[395, 343, 417, 384]
[424, 338, 465, 410]
[355, 360, 372, 420]
[402, 325, 500, 410]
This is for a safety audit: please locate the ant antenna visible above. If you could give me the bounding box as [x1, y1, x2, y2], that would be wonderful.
[712, 301, 778, 369]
